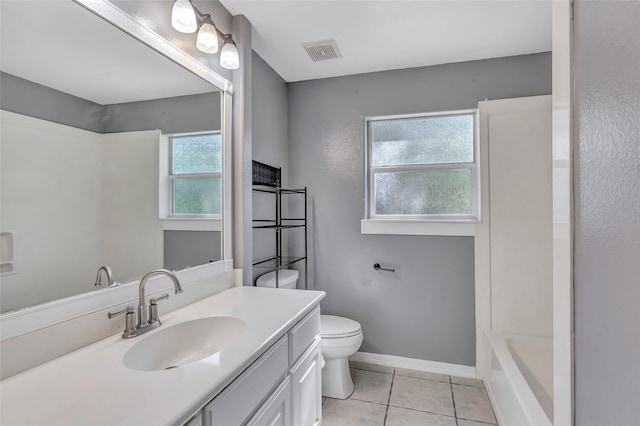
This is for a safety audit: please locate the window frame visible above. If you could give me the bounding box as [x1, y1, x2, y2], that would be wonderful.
[364, 109, 480, 223]
[167, 131, 222, 220]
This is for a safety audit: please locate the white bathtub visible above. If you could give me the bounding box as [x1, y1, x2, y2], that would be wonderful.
[484, 333, 553, 426]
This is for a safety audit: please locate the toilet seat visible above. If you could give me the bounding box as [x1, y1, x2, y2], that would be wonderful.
[320, 315, 362, 339]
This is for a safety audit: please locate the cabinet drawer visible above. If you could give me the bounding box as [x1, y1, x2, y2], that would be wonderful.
[288, 307, 320, 366]
[204, 336, 288, 425]
[246, 377, 291, 426]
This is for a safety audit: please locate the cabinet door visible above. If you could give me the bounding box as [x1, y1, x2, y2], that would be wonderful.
[247, 378, 291, 426]
[290, 339, 322, 426]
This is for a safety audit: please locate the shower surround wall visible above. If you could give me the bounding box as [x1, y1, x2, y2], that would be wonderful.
[288, 53, 551, 366]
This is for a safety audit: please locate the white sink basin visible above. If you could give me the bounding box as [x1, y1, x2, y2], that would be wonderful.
[123, 316, 246, 371]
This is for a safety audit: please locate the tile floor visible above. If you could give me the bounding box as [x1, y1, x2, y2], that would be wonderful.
[322, 361, 497, 426]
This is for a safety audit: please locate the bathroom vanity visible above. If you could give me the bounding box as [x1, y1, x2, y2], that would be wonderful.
[0, 287, 325, 425]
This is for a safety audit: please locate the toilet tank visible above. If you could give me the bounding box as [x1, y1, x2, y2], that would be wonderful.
[255, 269, 299, 289]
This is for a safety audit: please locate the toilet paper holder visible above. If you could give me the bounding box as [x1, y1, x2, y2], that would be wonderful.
[373, 263, 395, 273]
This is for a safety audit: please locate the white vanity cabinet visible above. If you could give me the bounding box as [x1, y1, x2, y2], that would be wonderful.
[288, 307, 322, 426]
[290, 339, 322, 426]
[247, 378, 291, 426]
[194, 306, 321, 426]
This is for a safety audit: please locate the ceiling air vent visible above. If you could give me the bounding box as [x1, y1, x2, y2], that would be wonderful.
[302, 39, 342, 62]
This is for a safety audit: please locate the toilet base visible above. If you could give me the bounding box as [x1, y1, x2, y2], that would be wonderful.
[321, 357, 354, 399]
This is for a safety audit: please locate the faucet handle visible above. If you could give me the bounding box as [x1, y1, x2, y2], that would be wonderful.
[149, 293, 169, 324]
[149, 293, 169, 305]
[108, 305, 134, 319]
[108, 306, 137, 338]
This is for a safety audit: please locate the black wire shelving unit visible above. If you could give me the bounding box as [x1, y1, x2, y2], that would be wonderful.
[252, 161, 308, 289]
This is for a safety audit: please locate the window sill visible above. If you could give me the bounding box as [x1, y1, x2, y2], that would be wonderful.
[361, 219, 476, 236]
[162, 218, 221, 232]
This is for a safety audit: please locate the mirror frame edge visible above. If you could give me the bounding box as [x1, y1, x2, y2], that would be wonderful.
[0, 0, 234, 340]
[74, 0, 234, 95]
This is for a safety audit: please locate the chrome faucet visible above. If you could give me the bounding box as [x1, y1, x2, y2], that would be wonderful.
[108, 269, 183, 339]
[137, 269, 183, 329]
[94, 265, 114, 287]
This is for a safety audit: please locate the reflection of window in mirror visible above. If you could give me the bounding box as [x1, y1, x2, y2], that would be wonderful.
[170, 133, 222, 216]
[160, 132, 222, 232]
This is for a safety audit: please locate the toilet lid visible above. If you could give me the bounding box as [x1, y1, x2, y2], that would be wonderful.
[320, 315, 362, 338]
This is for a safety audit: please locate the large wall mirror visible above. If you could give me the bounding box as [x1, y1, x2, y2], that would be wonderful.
[0, 0, 231, 314]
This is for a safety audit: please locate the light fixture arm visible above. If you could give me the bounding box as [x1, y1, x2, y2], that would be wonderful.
[190, 1, 236, 46]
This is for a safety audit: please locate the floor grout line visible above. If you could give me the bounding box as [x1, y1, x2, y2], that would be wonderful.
[382, 369, 395, 425]
[449, 375, 459, 424]
[386, 403, 458, 418]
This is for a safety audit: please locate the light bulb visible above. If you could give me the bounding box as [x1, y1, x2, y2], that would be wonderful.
[196, 22, 219, 54]
[220, 42, 240, 69]
[171, 0, 197, 33]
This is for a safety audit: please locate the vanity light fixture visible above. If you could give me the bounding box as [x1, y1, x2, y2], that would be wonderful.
[170, 0, 239, 69]
[171, 0, 197, 33]
[219, 36, 240, 70]
[196, 18, 219, 53]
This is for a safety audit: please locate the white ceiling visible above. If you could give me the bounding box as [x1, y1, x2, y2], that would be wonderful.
[0, 1, 217, 105]
[220, 0, 552, 82]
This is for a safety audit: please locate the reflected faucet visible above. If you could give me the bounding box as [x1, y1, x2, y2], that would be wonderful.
[94, 265, 114, 287]
[108, 268, 183, 339]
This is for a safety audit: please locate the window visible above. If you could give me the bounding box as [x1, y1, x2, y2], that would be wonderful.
[169, 133, 222, 217]
[366, 110, 478, 222]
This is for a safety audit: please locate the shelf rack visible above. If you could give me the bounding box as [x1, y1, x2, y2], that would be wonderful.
[252, 161, 308, 289]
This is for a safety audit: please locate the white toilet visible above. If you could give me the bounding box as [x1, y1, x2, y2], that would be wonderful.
[256, 270, 364, 399]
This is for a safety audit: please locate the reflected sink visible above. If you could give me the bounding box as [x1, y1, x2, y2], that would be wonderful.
[123, 317, 246, 371]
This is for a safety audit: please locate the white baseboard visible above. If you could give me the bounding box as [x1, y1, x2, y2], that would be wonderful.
[350, 351, 476, 379]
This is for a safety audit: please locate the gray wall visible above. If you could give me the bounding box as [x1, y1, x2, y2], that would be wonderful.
[102, 92, 220, 134]
[288, 53, 551, 365]
[574, 2, 640, 424]
[0, 72, 221, 135]
[251, 52, 290, 284]
[164, 230, 221, 271]
[0, 72, 105, 133]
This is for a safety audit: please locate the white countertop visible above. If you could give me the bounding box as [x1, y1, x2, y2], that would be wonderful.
[0, 286, 325, 425]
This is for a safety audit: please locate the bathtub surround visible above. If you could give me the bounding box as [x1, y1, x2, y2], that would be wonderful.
[476, 96, 553, 341]
[288, 52, 552, 367]
[473, 95, 554, 424]
[574, 1, 640, 424]
[485, 334, 552, 426]
[0, 112, 164, 311]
